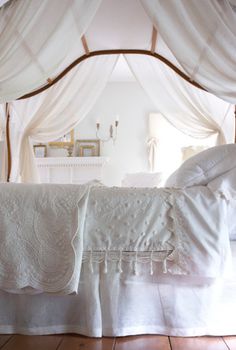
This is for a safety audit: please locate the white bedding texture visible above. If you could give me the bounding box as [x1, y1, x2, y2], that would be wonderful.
[165, 143, 236, 188]
[0, 144, 236, 336]
[166, 143, 236, 240]
[0, 182, 231, 295]
[0, 243, 235, 337]
[0, 183, 90, 294]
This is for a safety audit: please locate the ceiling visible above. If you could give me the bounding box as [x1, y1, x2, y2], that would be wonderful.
[54, 0, 180, 82]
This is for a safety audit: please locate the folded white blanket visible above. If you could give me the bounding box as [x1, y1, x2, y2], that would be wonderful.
[84, 187, 174, 252]
[170, 186, 231, 278]
[84, 186, 231, 278]
[0, 183, 89, 294]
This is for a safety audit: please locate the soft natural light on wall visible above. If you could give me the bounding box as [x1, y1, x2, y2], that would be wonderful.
[149, 113, 218, 182]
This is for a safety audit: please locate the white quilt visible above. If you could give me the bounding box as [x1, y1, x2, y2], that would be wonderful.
[0, 183, 89, 294]
[84, 186, 231, 278]
[0, 183, 231, 295]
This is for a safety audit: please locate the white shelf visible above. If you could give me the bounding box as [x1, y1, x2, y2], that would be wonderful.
[35, 157, 109, 184]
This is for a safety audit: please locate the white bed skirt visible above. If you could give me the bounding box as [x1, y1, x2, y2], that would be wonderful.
[0, 242, 236, 337]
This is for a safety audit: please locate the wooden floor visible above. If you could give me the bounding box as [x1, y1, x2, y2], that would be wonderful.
[0, 335, 236, 350]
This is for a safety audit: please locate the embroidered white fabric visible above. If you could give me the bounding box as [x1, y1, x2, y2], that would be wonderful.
[0, 184, 231, 295]
[82, 250, 172, 276]
[0, 183, 90, 294]
[83, 186, 231, 279]
[0, 242, 235, 337]
[165, 144, 236, 188]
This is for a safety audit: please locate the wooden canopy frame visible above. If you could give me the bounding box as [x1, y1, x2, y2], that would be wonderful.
[18, 49, 206, 101]
[5, 48, 236, 181]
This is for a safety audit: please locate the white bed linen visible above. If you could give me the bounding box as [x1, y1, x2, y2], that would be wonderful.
[0, 184, 231, 295]
[0, 183, 233, 337]
[0, 242, 235, 337]
[0, 183, 89, 294]
[84, 186, 231, 279]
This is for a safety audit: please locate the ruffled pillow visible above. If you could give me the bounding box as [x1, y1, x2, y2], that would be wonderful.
[165, 144, 236, 188]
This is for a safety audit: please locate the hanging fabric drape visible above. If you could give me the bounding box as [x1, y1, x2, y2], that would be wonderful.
[147, 137, 159, 172]
[140, 0, 236, 103]
[0, 0, 101, 102]
[0, 103, 5, 141]
[125, 54, 234, 145]
[10, 54, 118, 183]
[147, 113, 163, 173]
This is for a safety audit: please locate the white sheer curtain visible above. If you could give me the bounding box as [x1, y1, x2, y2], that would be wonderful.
[10, 55, 118, 183]
[147, 113, 160, 173]
[0, 103, 5, 141]
[125, 54, 234, 146]
[141, 0, 236, 103]
[0, 0, 101, 102]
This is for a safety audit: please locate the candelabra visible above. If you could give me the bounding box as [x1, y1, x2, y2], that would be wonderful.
[96, 116, 119, 144]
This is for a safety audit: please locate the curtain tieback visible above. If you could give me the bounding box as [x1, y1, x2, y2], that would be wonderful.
[147, 137, 159, 149]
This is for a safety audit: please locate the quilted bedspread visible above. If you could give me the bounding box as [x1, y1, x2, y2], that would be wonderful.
[0, 183, 89, 294]
[0, 183, 232, 294]
[84, 186, 231, 278]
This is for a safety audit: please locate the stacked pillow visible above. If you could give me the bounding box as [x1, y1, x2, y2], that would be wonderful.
[165, 144, 236, 241]
[165, 144, 236, 188]
[122, 172, 162, 188]
[181, 145, 207, 162]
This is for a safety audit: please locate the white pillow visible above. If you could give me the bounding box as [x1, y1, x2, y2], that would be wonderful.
[181, 145, 208, 162]
[165, 144, 236, 188]
[122, 172, 162, 188]
[207, 167, 236, 240]
[207, 167, 236, 201]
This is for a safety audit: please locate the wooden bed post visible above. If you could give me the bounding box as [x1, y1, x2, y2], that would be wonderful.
[6, 103, 11, 182]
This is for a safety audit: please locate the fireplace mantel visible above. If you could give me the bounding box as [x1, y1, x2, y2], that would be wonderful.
[36, 157, 109, 184]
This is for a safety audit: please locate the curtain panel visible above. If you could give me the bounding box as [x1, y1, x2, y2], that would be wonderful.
[125, 54, 234, 173]
[141, 0, 236, 103]
[9, 55, 118, 183]
[0, 0, 101, 103]
[125, 54, 234, 144]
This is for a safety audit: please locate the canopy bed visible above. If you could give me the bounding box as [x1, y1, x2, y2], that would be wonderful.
[0, 0, 236, 339]
[0, 144, 236, 336]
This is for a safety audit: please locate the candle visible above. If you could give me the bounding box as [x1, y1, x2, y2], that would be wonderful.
[96, 118, 100, 130]
[115, 115, 119, 127]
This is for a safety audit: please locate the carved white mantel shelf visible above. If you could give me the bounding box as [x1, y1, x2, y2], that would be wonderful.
[36, 157, 109, 184]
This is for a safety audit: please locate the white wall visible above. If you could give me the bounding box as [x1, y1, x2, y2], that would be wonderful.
[75, 82, 155, 186]
[73, 82, 224, 186]
[46, 81, 226, 186]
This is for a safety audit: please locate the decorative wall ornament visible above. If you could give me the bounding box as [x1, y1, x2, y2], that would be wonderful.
[75, 139, 100, 157]
[49, 130, 74, 156]
[33, 144, 47, 158]
[96, 115, 119, 144]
